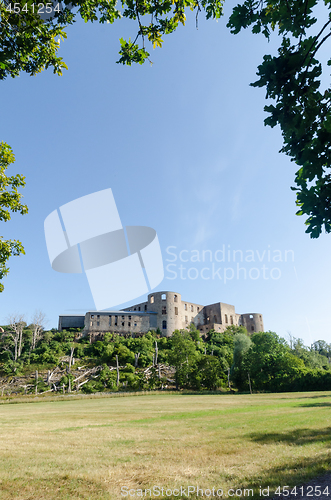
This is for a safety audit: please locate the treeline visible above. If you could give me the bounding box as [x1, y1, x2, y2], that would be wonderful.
[0, 320, 331, 394]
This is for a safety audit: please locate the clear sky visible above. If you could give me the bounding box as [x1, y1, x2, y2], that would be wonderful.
[1, 4, 330, 347]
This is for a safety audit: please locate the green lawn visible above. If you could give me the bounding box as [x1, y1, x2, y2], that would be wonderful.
[0, 391, 330, 499]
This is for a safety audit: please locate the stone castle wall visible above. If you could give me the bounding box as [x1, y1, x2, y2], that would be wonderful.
[58, 291, 264, 338]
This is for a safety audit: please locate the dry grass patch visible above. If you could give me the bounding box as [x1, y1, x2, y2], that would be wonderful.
[0, 392, 330, 499]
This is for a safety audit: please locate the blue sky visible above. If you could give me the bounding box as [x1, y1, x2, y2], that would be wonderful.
[1, 4, 330, 347]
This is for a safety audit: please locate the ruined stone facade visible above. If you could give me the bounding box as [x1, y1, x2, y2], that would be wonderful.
[58, 291, 264, 338]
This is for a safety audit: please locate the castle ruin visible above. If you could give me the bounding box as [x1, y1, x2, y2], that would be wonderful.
[58, 291, 264, 338]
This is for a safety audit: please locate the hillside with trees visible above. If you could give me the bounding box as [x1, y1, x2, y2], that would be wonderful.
[0, 320, 331, 396]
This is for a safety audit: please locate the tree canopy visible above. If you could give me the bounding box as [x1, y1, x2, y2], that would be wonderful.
[0, 142, 28, 292]
[228, 0, 331, 237]
[0, 0, 331, 296]
[1, 0, 330, 237]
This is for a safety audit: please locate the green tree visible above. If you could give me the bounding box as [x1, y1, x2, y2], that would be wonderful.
[99, 364, 118, 389]
[0, 0, 222, 77]
[0, 142, 28, 292]
[228, 0, 331, 237]
[311, 340, 331, 360]
[245, 331, 305, 391]
[231, 332, 252, 391]
[196, 355, 226, 390]
[168, 329, 198, 389]
[292, 338, 330, 369]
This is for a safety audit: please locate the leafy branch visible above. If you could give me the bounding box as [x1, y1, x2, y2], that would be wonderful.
[0, 142, 28, 291]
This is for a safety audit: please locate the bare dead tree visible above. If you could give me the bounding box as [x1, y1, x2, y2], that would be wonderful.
[68, 346, 75, 372]
[31, 311, 46, 350]
[286, 330, 295, 350]
[155, 341, 158, 366]
[116, 355, 120, 387]
[6, 314, 26, 360]
[134, 352, 140, 368]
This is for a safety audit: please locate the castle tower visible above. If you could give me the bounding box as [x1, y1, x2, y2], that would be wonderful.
[147, 291, 183, 337]
[240, 313, 264, 333]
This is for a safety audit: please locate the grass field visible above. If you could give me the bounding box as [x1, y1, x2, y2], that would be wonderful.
[0, 391, 330, 499]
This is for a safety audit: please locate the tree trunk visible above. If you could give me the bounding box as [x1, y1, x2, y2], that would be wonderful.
[18, 328, 23, 358]
[248, 372, 252, 394]
[155, 341, 158, 366]
[227, 367, 231, 391]
[69, 346, 75, 372]
[134, 352, 140, 368]
[116, 355, 120, 387]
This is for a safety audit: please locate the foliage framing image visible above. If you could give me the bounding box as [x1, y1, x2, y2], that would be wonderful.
[0, 142, 28, 292]
[1, 0, 331, 288]
[0, 0, 331, 238]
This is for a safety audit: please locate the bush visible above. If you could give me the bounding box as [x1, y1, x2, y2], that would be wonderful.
[81, 380, 105, 393]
